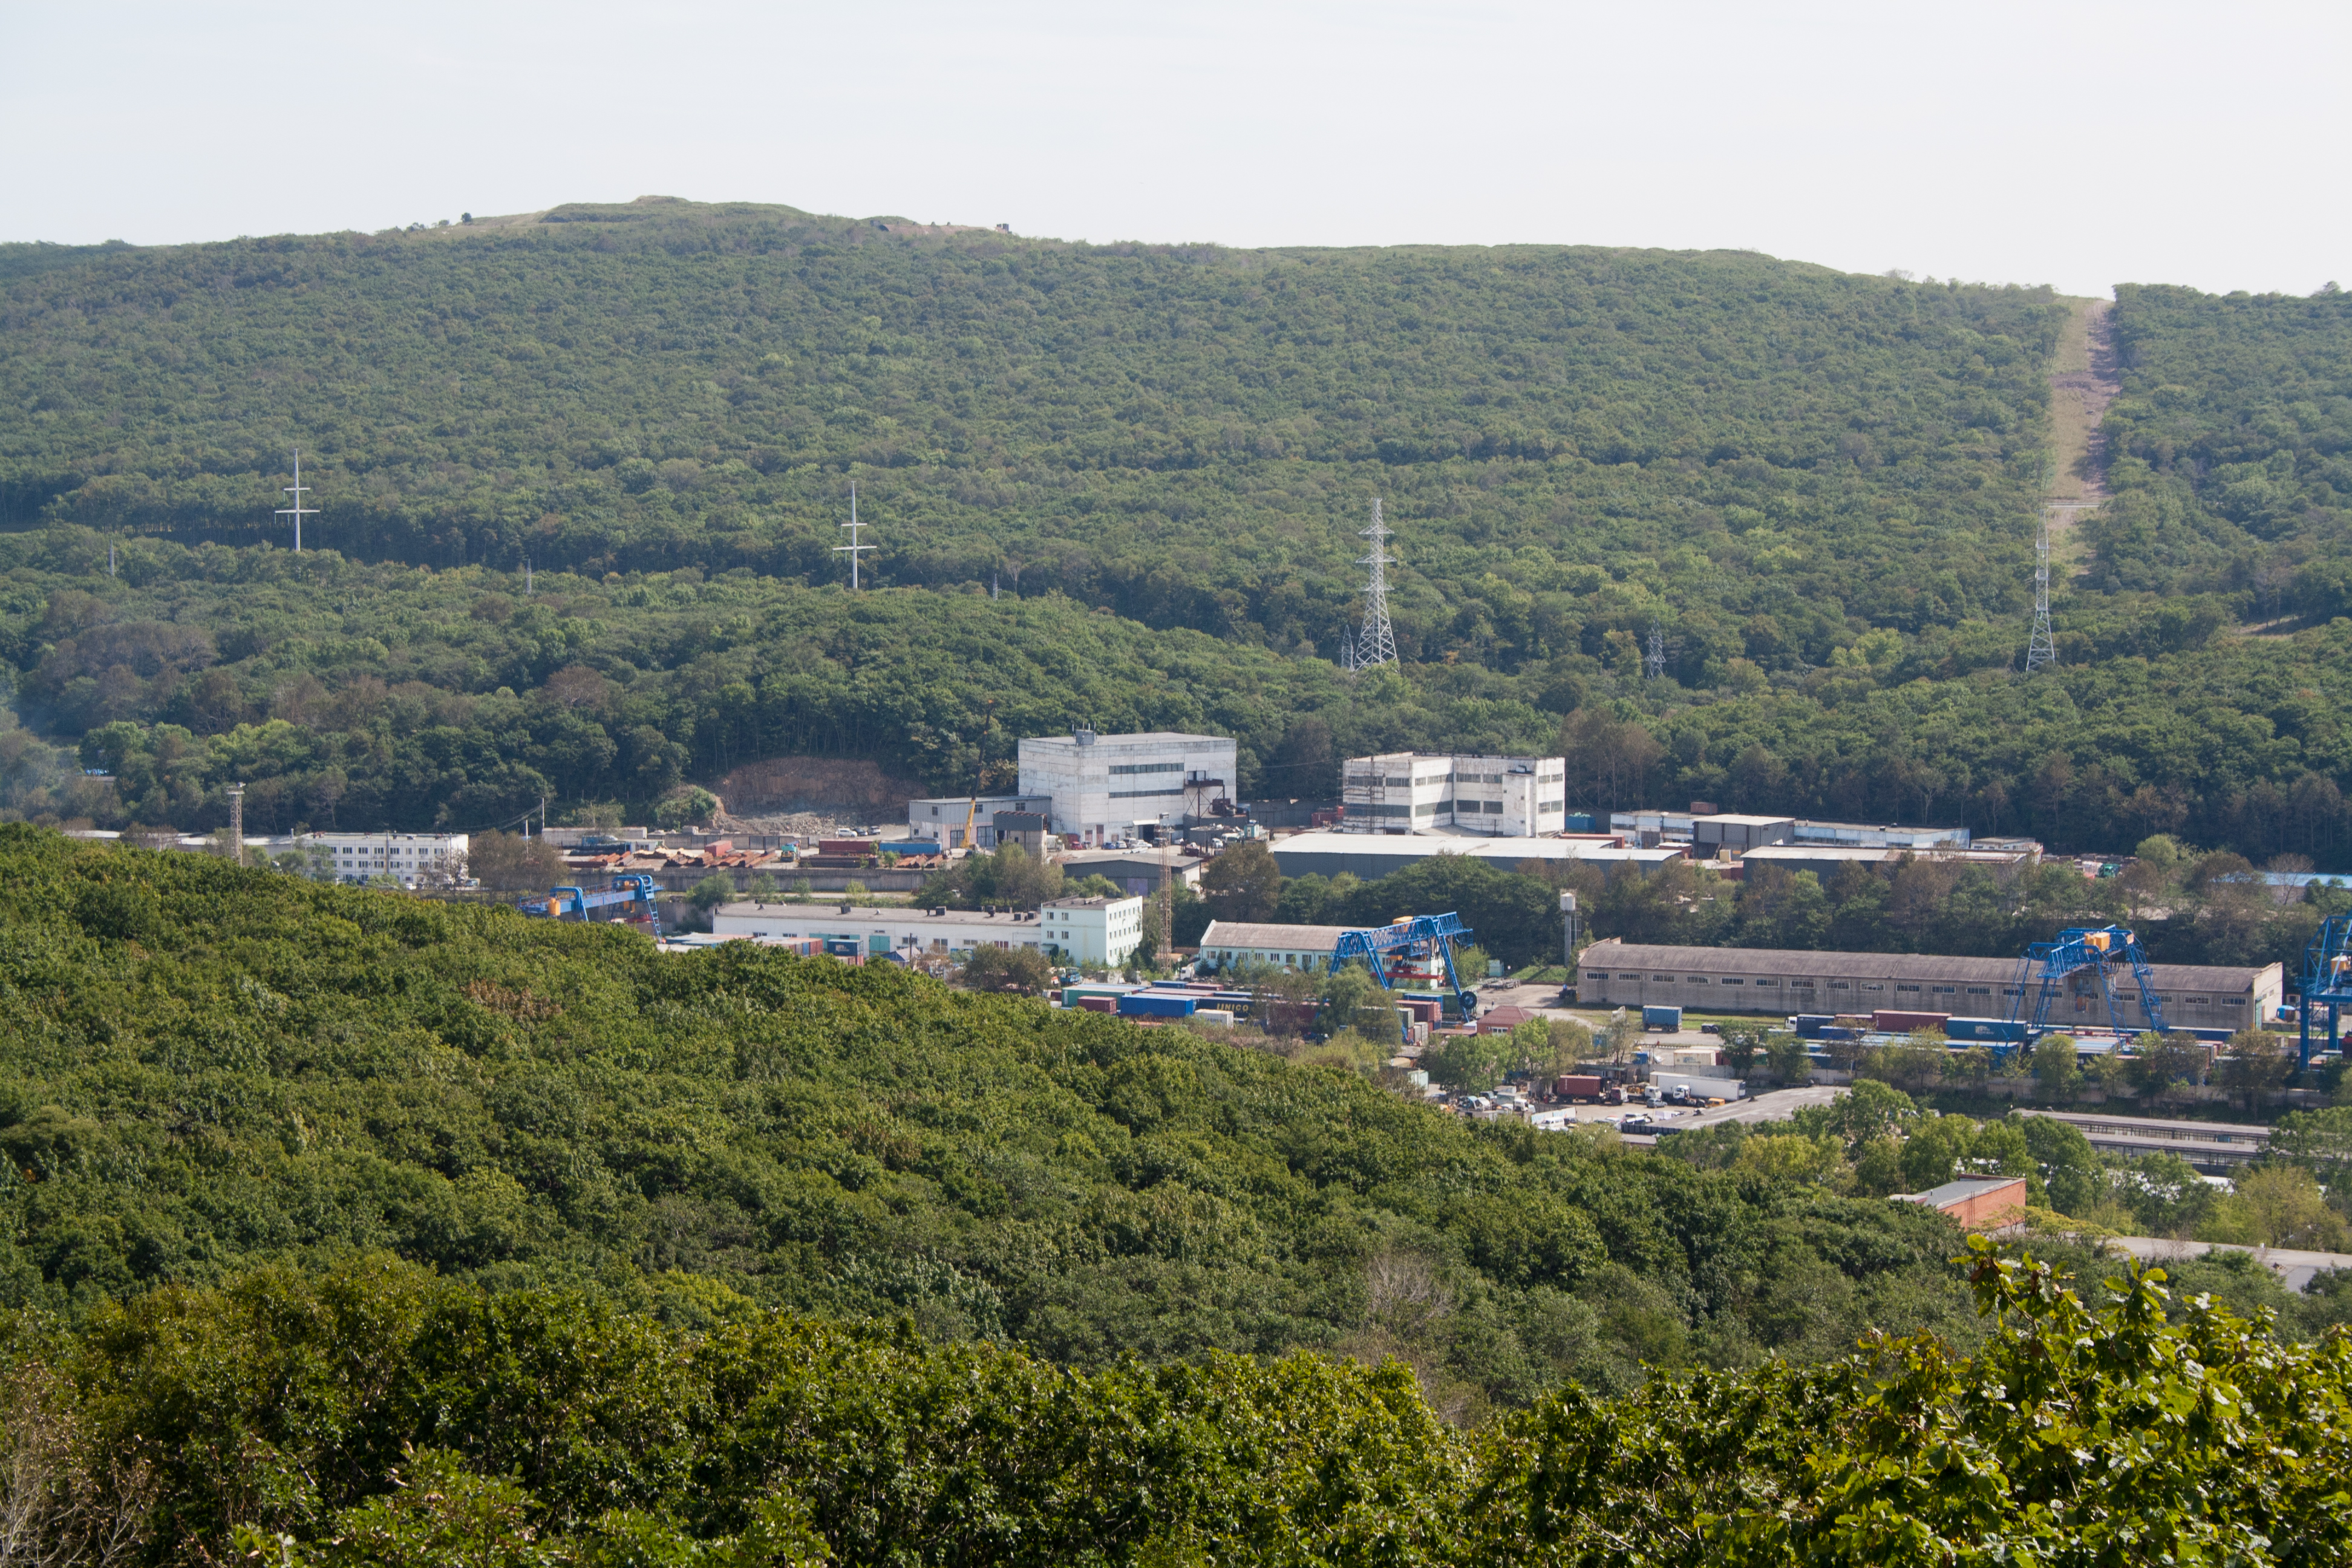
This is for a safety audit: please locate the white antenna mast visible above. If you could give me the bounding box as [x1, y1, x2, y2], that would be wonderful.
[1352, 498, 1396, 670]
[835, 481, 875, 589]
[276, 448, 318, 553]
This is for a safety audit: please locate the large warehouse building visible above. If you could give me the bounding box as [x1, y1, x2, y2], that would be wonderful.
[1574, 939, 2283, 1034]
[1270, 831, 1681, 881]
[1340, 751, 1568, 835]
[1018, 729, 1238, 847]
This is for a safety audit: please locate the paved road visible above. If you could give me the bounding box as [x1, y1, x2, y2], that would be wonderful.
[2105, 1235, 2352, 1293]
[1592, 1085, 1844, 1146]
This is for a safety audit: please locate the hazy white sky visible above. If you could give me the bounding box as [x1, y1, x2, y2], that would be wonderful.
[7, 1, 2346, 298]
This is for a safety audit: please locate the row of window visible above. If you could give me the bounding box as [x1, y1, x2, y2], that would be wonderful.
[1107, 762, 1184, 776]
[1105, 786, 1185, 799]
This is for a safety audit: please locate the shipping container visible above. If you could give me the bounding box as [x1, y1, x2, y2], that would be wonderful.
[1117, 992, 1199, 1019]
[1872, 1009, 1951, 1033]
[1789, 1014, 1838, 1039]
[1942, 1016, 2028, 1044]
[817, 838, 878, 857]
[1649, 1071, 1745, 1100]
[1194, 1008, 1236, 1026]
[1642, 1005, 1683, 1031]
[1075, 995, 1118, 1014]
[1554, 1074, 1606, 1100]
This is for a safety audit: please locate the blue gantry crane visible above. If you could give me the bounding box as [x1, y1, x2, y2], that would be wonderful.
[2298, 915, 2352, 1070]
[520, 873, 664, 938]
[2004, 924, 2167, 1039]
[1329, 913, 1479, 1020]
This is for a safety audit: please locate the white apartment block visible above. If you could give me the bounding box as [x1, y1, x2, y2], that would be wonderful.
[1016, 730, 1239, 847]
[1039, 894, 1146, 967]
[1341, 753, 1567, 835]
[301, 832, 470, 886]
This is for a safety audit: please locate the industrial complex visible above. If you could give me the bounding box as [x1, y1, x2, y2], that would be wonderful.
[1575, 938, 2284, 1036]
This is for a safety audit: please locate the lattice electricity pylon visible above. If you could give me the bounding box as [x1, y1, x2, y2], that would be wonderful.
[1645, 622, 1666, 679]
[2004, 924, 2167, 1038]
[1329, 912, 1477, 1020]
[2298, 915, 2352, 1070]
[2024, 506, 2058, 673]
[1352, 498, 1397, 671]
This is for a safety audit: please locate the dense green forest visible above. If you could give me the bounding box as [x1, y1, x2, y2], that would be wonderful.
[2091, 283, 2352, 618]
[1, 835, 2348, 1561]
[0, 198, 2066, 659]
[3, 201, 2351, 863]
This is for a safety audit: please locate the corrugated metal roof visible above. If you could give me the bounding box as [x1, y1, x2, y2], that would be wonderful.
[1903, 1175, 2025, 1207]
[1578, 939, 2272, 991]
[1198, 921, 1353, 949]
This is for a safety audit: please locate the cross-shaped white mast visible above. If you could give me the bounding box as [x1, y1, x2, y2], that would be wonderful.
[276, 448, 318, 552]
[835, 482, 875, 589]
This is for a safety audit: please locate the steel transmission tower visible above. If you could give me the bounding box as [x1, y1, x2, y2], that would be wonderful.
[2025, 507, 2058, 673]
[1351, 499, 1397, 671]
[1645, 622, 1666, 680]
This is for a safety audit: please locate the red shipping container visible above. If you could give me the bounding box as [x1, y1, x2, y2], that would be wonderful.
[1872, 1010, 1951, 1033]
[1076, 996, 1117, 1014]
[818, 838, 877, 856]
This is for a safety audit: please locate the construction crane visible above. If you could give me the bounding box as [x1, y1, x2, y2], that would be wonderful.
[1329, 913, 1479, 1021]
[519, 873, 664, 938]
[2004, 924, 2166, 1042]
[2298, 915, 2352, 1070]
[958, 699, 996, 855]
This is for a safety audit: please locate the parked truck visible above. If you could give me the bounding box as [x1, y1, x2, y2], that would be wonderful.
[1647, 1071, 1745, 1103]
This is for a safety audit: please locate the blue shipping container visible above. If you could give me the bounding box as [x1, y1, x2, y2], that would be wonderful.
[1790, 1014, 1837, 1039]
[1118, 993, 1200, 1018]
[1642, 1005, 1683, 1031]
[1944, 1017, 2028, 1044]
[1563, 814, 1596, 833]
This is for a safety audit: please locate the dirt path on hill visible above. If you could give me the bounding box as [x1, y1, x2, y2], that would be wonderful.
[2044, 298, 2120, 566]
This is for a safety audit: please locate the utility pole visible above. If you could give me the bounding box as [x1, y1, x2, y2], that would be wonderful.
[1560, 889, 1578, 975]
[276, 448, 317, 553]
[524, 555, 533, 596]
[227, 784, 246, 866]
[835, 482, 875, 589]
[1158, 832, 1175, 971]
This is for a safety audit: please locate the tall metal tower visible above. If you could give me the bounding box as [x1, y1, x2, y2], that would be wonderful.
[835, 482, 875, 589]
[276, 448, 317, 553]
[1645, 622, 1667, 680]
[2025, 507, 2058, 673]
[1351, 499, 1397, 671]
[226, 784, 246, 867]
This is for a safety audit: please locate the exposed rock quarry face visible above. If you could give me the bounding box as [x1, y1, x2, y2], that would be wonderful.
[712, 756, 924, 828]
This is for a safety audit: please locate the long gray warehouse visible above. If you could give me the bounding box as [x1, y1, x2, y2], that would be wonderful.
[1575, 938, 2282, 1034]
[1269, 831, 1682, 882]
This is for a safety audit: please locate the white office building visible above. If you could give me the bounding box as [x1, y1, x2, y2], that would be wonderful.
[1039, 894, 1146, 967]
[300, 832, 470, 887]
[1341, 753, 1567, 835]
[1016, 730, 1238, 847]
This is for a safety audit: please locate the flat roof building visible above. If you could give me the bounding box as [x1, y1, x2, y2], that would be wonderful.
[1341, 752, 1567, 837]
[906, 794, 1054, 850]
[1269, 831, 1682, 883]
[711, 899, 1137, 966]
[1018, 730, 1238, 848]
[1738, 843, 2039, 885]
[298, 831, 469, 887]
[1573, 939, 2283, 1034]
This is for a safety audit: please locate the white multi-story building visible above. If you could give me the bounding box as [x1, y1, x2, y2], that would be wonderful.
[299, 831, 470, 886]
[1017, 730, 1238, 848]
[1340, 753, 1567, 835]
[1039, 894, 1146, 967]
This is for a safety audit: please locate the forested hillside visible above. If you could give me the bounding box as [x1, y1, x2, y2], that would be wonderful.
[2, 833, 2350, 1563]
[1, 198, 2065, 661]
[2, 203, 2351, 861]
[0, 829, 1996, 1408]
[2091, 282, 2352, 616]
